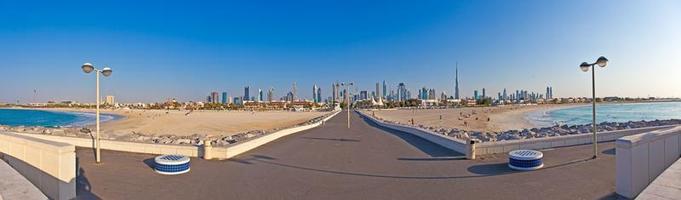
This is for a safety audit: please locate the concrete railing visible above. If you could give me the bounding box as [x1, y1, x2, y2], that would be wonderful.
[476, 125, 676, 155]
[7, 110, 341, 161]
[615, 126, 681, 199]
[357, 110, 469, 155]
[0, 132, 76, 200]
[216, 110, 341, 159]
[358, 109, 678, 159]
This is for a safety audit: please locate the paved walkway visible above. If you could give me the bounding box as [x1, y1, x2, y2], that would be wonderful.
[76, 111, 621, 200]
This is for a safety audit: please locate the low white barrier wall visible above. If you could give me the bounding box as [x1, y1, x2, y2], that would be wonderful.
[359, 110, 678, 159]
[357, 110, 468, 154]
[219, 110, 341, 159]
[0, 132, 76, 200]
[476, 125, 676, 155]
[7, 111, 340, 160]
[615, 126, 681, 199]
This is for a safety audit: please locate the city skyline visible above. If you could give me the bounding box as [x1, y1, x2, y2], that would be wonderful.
[1, 1, 681, 103]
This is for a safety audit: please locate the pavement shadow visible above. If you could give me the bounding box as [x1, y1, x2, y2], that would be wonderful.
[398, 156, 466, 161]
[240, 155, 499, 180]
[302, 137, 360, 142]
[143, 158, 156, 170]
[360, 114, 464, 158]
[596, 192, 626, 200]
[76, 163, 103, 199]
[602, 148, 616, 155]
[467, 163, 516, 175]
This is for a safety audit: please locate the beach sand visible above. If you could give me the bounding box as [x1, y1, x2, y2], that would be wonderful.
[367, 104, 581, 132]
[42, 108, 330, 137]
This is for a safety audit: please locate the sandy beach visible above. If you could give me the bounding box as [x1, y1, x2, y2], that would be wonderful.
[39, 108, 330, 138]
[365, 104, 582, 132]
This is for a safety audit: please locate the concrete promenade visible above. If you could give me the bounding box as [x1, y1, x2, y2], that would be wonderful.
[75, 111, 621, 199]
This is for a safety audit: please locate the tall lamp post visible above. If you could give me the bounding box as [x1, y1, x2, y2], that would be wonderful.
[341, 82, 354, 128]
[81, 63, 113, 163]
[579, 56, 608, 159]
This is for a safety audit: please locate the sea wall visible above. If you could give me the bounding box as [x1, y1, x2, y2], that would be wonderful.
[0, 132, 76, 200]
[615, 126, 681, 199]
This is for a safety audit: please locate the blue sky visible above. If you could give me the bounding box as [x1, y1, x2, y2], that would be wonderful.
[1, 0, 680, 103]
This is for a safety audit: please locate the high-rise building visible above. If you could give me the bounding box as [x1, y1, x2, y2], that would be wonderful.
[382, 80, 387, 98]
[360, 91, 368, 100]
[258, 89, 263, 102]
[482, 88, 486, 99]
[316, 87, 322, 103]
[474, 90, 479, 100]
[291, 82, 297, 102]
[375, 82, 381, 100]
[397, 83, 407, 101]
[267, 87, 274, 102]
[105, 96, 115, 105]
[332, 83, 338, 103]
[244, 87, 250, 101]
[221, 92, 228, 104]
[454, 63, 460, 99]
[210, 92, 219, 104]
[312, 84, 318, 103]
[503, 88, 507, 100]
[428, 89, 436, 100]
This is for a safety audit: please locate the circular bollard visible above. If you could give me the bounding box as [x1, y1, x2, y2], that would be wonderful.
[154, 155, 191, 175]
[508, 150, 543, 171]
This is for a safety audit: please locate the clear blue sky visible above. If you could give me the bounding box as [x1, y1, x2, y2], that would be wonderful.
[1, 0, 679, 103]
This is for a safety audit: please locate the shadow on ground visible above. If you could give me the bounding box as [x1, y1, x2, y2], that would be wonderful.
[76, 157, 102, 200]
[360, 114, 464, 158]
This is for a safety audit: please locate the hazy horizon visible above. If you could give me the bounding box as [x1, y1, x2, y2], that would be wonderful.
[1, 0, 680, 103]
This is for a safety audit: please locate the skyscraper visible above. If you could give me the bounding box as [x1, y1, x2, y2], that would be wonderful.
[482, 88, 486, 99]
[375, 82, 381, 100]
[474, 90, 479, 100]
[312, 84, 318, 103]
[454, 62, 460, 99]
[397, 83, 407, 101]
[267, 87, 274, 102]
[211, 92, 219, 104]
[503, 88, 507, 100]
[316, 87, 322, 103]
[258, 89, 263, 102]
[244, 86, 250, 101]
[222, 92, 228, 104]
[382, 80, 387, 98]
[546, 86, 550, 100]
[291, 82, 297, 102]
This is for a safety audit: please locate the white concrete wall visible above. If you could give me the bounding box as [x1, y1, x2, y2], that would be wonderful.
[476, 125, 677, 155]
[219, 110, 341, 159]
[615, 126, 681, 199]
[14, 133, 202, 158]
[358, 109, 678, 158]
[0, 132, 76, 200]
[357, 110, 468, 154]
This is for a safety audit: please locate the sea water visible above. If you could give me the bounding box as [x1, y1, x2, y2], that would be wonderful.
[0, 108, 119, 127]
[527, 102, 681, 127]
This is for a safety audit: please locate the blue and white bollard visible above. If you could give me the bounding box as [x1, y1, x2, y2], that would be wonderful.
[154, 155, 191, 175]
[508, 150, 544, 171]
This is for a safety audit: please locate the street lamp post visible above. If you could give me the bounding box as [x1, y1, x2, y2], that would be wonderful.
[341, 82, 354, 129]
[579, 56, 608, 159]
[81, 63, 112, 163]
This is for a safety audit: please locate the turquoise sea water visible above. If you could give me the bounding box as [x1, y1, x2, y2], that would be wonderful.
[0, 109, 119, 127]
[528, 102, 681, 127]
